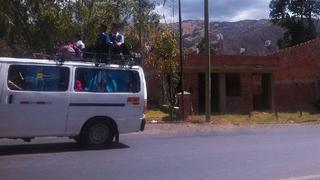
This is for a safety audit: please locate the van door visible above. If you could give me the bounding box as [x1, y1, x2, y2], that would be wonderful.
[0, 64, 70, 137]
[67, 67, 142, 134]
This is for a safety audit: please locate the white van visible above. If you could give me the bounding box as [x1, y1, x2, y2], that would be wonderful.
[0, 57, 147, 147]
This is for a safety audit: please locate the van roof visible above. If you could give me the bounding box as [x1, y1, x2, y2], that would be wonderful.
[0, 57, 142, 70]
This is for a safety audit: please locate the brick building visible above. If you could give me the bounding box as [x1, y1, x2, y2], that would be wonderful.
[183, 54, 277, 114]
[145, 38, 320, 114]
[147, 38, 320, 114]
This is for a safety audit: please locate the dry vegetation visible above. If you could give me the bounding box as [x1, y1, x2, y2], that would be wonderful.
[146, 109, 320, 125]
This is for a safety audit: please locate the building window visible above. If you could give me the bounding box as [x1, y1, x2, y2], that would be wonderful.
[226, 73, 241, 97]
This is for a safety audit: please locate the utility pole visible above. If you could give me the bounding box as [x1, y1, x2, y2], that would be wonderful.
[139, 0, 143, 55]
[204, 0, 211, 122]
[178, 0, 185, 121]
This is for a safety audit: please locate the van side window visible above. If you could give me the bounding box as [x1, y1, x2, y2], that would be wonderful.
[75, 68, 140, 93]
[7, 65, 69, 91]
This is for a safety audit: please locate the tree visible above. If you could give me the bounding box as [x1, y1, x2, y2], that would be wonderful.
[0, 0, 160, 56]
[196, 38, 219, 54]
[0, 0, 33, 56]
[270, 0, 320, 48]
[146, 27, 179, 120]
[128, 0, 160, 54]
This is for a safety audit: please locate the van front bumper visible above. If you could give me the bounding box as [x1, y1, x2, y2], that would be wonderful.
[140, 119, 146, 131]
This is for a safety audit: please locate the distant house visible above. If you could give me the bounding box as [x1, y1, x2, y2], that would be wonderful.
[147, 38, 320, 114]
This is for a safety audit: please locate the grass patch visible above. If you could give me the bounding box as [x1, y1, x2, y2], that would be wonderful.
[145, 108, 168, 122]
[188, 114, 250, 125]
[188, 112, 320, 125]
[146, 106, 181, 122]
[146, 109, 320, 125]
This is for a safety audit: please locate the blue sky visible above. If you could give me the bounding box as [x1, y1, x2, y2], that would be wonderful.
[154, 0, 271, 22]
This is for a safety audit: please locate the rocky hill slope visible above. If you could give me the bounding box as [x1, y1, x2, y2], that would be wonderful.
[171, 19, 320, 55]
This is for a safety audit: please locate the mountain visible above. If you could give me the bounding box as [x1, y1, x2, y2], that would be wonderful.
[171, 19, 320, 55]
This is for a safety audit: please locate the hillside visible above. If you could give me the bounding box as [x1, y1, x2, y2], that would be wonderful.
[171, 19, 319, 55]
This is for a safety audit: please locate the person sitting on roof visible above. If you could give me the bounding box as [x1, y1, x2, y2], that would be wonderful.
[109, 23, 129, 55]
[74, 34, 85, 51]
[59, 34, 84, 60]
[96, 24, 110, 54]
[59, 42, 82, 60]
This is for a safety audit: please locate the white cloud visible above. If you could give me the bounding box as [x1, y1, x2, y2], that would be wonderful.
[229, 8, 269, 22]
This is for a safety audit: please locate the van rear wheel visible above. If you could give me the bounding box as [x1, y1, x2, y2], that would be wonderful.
[81, 120, 114, 147]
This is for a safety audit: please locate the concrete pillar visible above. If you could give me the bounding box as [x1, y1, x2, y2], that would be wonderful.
[219, 73, 226, 114]
[316, 79, 320, 99]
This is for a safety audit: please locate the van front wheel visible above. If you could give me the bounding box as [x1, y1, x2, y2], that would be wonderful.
[81, 120, 114, 147]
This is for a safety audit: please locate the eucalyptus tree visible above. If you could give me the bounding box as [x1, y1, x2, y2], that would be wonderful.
[270, 0, 320, 48]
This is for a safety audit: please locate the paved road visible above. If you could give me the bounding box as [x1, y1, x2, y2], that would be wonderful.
[1, 125, 320, 180]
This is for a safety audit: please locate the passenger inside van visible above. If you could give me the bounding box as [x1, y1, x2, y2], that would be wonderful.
[8, 65, 69, 92]
[75, 68, 118, 93]
[105, 74, 117, 92]
[7, 71, 24, 90]
[75, 80, 84, 91]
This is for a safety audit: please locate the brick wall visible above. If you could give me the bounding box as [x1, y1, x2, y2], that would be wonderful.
[273, 38, 320, 112]
[274, 82, 316, 112]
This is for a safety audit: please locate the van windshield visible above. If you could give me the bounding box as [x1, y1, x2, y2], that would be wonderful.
[75, 68, 140, 93]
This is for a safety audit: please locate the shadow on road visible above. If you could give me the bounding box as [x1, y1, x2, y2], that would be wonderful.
[0, 142, 129, 156]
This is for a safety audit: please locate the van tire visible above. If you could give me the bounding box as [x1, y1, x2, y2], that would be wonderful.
[80, 119, 115, 147]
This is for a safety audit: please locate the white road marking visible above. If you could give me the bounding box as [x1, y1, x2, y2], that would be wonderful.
[281, 174, 320, 180]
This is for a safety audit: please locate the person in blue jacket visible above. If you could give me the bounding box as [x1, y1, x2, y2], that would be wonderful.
[109, 23, 129, 55]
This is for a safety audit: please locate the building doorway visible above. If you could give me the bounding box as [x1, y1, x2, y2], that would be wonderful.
[198, 73, 220, 114]
[253, 73, 272, 110]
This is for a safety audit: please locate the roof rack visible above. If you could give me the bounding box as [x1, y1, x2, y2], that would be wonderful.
[34, 52, 143, 67]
